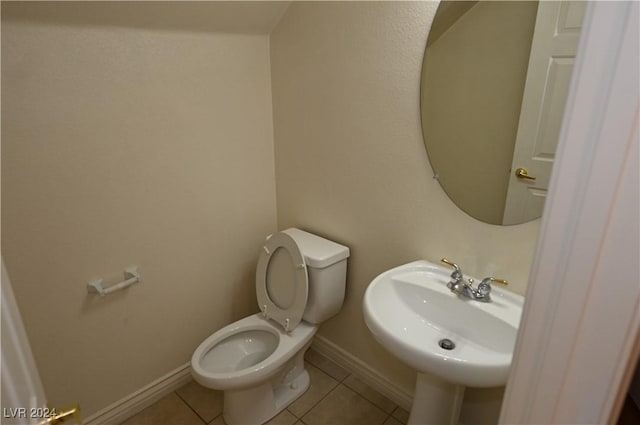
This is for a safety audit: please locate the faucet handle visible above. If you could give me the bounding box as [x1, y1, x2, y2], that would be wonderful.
[440, 258, 462, 279]
[440, 258, 460, 272]
[477, 277, 509, 299]
[441, 258, 463, 291]
[483, 277, 508, 286]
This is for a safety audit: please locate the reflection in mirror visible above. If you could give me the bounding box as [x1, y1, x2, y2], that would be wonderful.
[421, 1, 585, 225]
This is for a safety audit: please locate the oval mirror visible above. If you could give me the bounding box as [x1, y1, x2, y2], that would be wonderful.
[420, 0, 586, 225]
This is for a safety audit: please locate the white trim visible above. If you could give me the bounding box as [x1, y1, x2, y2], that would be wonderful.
[500, 1, 639, 424]
[311, 335, 413, 411]
[1, 259, 48, 423]
[84, 363, 192, 425]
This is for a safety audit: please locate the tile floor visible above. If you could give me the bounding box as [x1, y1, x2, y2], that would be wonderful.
[120, 348, 410, 425]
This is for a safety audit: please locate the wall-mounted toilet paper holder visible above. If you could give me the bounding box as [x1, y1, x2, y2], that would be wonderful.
[87, 266, 141, 297]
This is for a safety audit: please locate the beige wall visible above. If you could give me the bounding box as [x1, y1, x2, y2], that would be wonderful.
[2, 1, 543, 422]
[422, 1, 538, 224]
[270, 1, 540, 422]
[1, 7, 276, 417]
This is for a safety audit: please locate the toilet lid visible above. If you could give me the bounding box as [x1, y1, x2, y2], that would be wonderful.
[256, 232, 308, 333]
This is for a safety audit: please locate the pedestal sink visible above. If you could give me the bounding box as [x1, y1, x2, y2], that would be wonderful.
[363, 261, 523, 425]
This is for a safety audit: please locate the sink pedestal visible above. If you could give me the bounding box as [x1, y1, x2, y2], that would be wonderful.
[408, 373, 465, 425]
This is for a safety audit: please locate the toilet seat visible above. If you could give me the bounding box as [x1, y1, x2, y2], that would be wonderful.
[256, 232, 308, 332]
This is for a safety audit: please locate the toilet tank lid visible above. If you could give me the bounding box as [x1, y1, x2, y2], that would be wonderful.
[279, 228, 350, 268]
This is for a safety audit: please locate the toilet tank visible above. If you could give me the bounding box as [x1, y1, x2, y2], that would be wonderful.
[281, 228, 350, 324]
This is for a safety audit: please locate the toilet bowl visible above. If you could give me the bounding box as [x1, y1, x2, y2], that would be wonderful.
[192, 313, 316, 390]
[191, 228, 349, 425]
[192, 314, 317, 424]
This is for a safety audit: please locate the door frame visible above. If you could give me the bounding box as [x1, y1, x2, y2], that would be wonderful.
[1, 259, 48, 424]
[500, 1, 639, 424]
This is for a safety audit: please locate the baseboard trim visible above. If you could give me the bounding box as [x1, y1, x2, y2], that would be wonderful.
[84, 363, 192, 425]
[311, 335, 413, 411]
[84, 339, 412, 424]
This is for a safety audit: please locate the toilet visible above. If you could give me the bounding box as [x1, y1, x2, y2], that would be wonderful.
[191, 228, 349, 425]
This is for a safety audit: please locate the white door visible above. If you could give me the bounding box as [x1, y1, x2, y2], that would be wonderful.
[502, 0, 586, 225]
[1, 260, 81, 425]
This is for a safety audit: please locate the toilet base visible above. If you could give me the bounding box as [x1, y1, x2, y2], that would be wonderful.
[223, 342, 311, 425]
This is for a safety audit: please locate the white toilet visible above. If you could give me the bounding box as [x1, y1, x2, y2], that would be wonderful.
[191, 228, 349, 425]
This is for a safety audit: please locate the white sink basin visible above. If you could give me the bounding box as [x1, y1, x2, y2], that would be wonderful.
[363, 260, 524, 388]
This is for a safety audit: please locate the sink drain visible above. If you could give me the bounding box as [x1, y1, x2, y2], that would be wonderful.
[438, 338, 455, 350]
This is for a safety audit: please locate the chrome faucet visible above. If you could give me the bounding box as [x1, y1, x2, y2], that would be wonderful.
[440, 258, 464, 291]
[440, 258, 508, 302]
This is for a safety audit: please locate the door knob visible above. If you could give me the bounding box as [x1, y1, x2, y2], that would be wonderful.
[42, 404, 82, 425]
[515, 167, 536, 180]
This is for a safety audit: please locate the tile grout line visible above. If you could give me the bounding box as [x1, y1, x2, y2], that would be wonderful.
[296, 378, 391, 425]
[307, 350, 407, 424]
[304, 360, 351, 384]
[287, 363, 343, 420]
[208, 414, 223, 425]
[341, 377, 399, 416]
[383, 410, 394, 425]
[337, 382, 392, 425]
[305, 353, 397, 424]
[391, 406, 409, 425]
[350, 386, 392, 425]
[173, 389, 210, 425]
